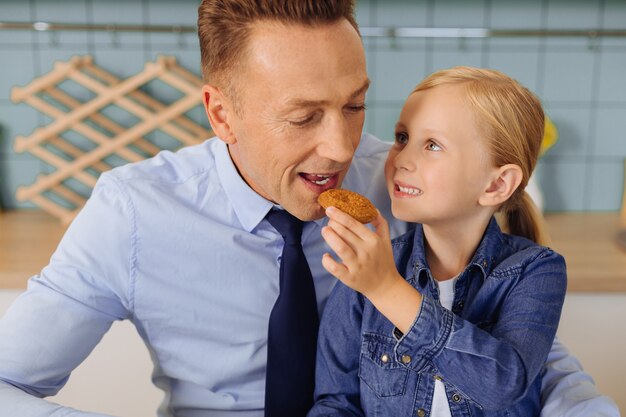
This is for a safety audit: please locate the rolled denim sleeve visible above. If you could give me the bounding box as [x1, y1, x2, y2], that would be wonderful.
[394, 248, 567, 410]
[0, 174, 133, 416]
[308, 282, 365, 417]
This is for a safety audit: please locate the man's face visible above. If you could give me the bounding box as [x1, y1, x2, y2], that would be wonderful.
[219, 20, 369, 221]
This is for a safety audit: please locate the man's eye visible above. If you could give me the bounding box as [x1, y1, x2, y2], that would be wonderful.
[394, 131, 408, 145]
[289, 116, 315, 127]
[426, 140, 442, 151]
[346, 103, 367, 113]
[289, 112, 321, 127]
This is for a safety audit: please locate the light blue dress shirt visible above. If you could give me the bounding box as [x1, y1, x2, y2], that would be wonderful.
[0, 133, 619, 417]
[0, 133, 398, 416]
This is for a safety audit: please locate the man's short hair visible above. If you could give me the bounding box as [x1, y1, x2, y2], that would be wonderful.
[197, 0, 359, 93]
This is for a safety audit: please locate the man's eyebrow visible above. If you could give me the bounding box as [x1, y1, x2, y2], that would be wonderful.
[349, 78, 371, 99]
[284, 78, 371, 108]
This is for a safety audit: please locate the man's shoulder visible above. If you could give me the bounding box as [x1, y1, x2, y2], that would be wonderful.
[354, 132, 392, 160]
[345, 133, 390, 189]
[344, 133, 387, 193]
[107, 137, 219, 186]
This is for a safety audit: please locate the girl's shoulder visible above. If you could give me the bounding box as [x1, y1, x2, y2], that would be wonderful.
[491, 234, 566, 278]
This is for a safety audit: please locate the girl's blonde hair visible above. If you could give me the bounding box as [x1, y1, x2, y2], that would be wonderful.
[414, 66, 548, 245]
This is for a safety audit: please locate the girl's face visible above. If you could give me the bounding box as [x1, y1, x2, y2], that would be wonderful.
[384, 84, 498, 226]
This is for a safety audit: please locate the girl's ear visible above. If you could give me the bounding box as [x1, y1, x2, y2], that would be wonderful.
[479, 164, 524, 207]
[202, 84, 237, 145]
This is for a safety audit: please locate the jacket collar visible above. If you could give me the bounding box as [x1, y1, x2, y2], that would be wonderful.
[410, 217, 505, 287]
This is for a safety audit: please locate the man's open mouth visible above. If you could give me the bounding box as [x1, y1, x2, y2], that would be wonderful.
[299, 173, 339, 192]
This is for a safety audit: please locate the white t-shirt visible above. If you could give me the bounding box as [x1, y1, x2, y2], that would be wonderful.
[431, 276, 459, 417]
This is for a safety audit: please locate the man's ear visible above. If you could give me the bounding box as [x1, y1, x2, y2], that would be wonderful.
[202, 84, 237, 145]
[479, 164, 524, 207]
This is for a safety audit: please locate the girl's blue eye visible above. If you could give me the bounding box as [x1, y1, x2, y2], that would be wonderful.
[426, 141, 442, 151]
[394, 132, 408, 145]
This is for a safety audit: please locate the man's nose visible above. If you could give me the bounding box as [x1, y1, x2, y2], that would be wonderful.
[316, 116, 355, 163]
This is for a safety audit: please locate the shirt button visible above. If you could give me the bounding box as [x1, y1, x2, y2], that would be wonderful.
[452, 393, 462, 402]
[482, 260, 488, 268]
[401, 355, 412, 364]
[381, 354, 389, 363]
[417, 408, 426, 417]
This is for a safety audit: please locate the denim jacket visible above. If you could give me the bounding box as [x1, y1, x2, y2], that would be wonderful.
[309, 218, 567, 417]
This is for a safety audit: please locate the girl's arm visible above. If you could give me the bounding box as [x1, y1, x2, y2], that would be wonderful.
[321, 207, 422, 334]
[401, 251, 566, 410]
[321, 206, 567, 411]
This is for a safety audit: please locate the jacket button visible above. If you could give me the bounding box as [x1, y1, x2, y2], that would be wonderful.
[434, 375, 442, 381]
[452, 393, 462, 402]
[417, 408, 426, 417]
[401, 355, 412, 364]
[381, 354, 389, 363]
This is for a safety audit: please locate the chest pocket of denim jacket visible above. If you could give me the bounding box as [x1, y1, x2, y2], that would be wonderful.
[358, 332, 409, 398]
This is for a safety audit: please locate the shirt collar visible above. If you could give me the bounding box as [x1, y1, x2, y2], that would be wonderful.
[410, 217, 505, 285]
[214, 140, 273, 232]
[214, 140, 328, 232]
[467, 217, 505, 278]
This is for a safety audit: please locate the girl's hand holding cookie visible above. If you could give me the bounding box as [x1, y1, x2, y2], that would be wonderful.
[321, 206, 402, 301]
[317, 189, 377, 224]
[319, 191, 423, 333]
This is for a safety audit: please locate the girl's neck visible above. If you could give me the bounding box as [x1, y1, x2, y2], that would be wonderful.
[423, 214, 493, 281]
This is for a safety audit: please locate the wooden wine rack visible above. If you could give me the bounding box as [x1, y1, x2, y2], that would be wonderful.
[10, 55, 211, 223]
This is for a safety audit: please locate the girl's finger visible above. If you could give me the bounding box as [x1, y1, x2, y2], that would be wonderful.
[326, 218, 362, 250]
[371, 210, 391, 242]
[326, 206, 370, 236]
[321, 225, 357, 263]
[321, 252, 349, 280]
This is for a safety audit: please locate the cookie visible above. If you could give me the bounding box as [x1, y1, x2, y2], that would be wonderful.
[318, 189, 377, 224]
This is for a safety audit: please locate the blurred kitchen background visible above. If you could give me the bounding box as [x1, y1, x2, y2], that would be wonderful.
[1, 0, 625, 416]
[1, 0, 625, 211]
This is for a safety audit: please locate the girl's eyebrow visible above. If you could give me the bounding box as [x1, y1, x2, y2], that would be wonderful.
[422, 128, 445, 136]
[394, 121, 406, 131]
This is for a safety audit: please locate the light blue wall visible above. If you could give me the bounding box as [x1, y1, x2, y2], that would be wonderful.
[0, 0, 625, 212]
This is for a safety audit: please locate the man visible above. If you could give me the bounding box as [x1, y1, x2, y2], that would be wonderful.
[0, 1, 618, 416]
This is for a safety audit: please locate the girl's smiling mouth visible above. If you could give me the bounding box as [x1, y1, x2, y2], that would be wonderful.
[394, 180, 423, 197]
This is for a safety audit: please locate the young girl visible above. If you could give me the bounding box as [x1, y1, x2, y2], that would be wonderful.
[308, 67, 567, 416]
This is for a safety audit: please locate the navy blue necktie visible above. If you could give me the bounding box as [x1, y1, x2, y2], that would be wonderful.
[264, 209, 319, 417]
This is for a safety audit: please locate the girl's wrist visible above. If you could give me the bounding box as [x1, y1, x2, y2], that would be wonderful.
[363, 271, 404, 303]
[366, 273, 423, 334]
